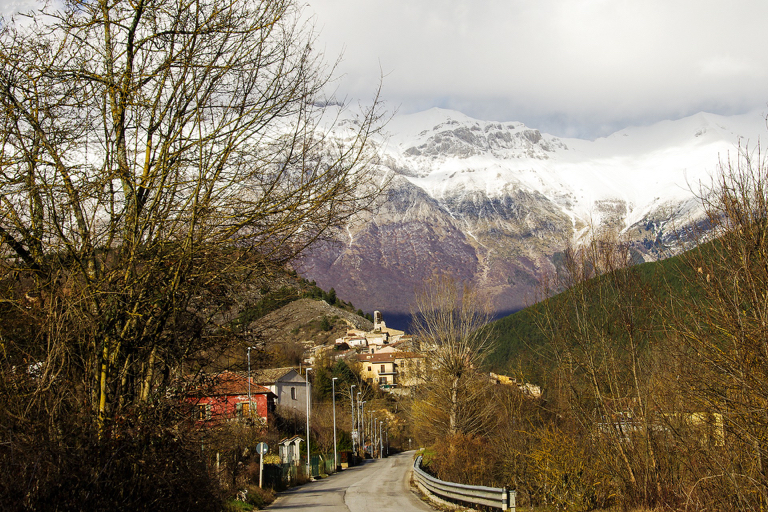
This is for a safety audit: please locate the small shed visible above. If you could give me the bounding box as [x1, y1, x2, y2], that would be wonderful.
[279, 435, 304, 465]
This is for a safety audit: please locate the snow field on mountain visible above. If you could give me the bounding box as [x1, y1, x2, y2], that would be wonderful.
[379, 107, 768, 233]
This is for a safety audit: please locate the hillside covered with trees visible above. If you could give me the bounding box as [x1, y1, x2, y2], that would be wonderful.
[426, 144, 768, 511]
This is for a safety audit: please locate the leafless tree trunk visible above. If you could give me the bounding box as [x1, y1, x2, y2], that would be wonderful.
[409, 275, 497, 438]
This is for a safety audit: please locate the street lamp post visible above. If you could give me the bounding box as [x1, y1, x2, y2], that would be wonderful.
[356, 392, 361, 426]
[332, 377, 338, 472]
[373, 419, 377, 458]
[350, 385, 356, 453]
[246, 346, 258, 420]
[360, 400, 366, 457]
[379, 420, 383, 459]
[305, 368, 313, 479]
[356, 392, 361, 448]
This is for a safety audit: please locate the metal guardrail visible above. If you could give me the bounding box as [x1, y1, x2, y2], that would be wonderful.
[413, 455, 515, 511]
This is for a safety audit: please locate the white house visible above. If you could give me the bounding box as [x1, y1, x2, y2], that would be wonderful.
[250, 367, 309, 413]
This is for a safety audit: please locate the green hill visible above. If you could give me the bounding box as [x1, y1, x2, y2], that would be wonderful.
[485, 243, 708, 379]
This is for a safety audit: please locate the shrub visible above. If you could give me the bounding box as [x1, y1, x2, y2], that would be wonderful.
[430, 433, 503, 488]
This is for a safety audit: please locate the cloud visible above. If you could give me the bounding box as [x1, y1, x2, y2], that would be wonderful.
[0, 0, 43, 19]
[3, 0, 765, 139]
[308, 0, 768, 138]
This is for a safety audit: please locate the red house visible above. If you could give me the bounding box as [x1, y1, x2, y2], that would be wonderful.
[189, 371, 276, 425]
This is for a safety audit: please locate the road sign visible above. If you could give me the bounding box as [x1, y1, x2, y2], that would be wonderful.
[256, 442, 268, 488]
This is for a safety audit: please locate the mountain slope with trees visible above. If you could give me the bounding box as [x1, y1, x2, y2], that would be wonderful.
[485, 241, 701, 379]
[444, 142, 768, 511]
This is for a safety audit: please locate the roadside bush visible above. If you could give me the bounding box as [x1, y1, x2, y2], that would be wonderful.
[430, 433, 503, 488]
[0, 406, 221, 512]
[233, 484, 275, 509]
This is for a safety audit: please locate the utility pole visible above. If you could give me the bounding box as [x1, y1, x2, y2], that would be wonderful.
[360, 401, 366, 457]
[332, 377, 338, 471]
[350, 385, 356, 453]
[247, 346, 258, 420]
[305, 368, 313, 479]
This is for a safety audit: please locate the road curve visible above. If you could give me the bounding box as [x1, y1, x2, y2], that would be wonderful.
[265, 451, 435, 512]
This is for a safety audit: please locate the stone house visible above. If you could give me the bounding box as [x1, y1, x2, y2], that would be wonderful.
[334, 311, 406, 349]
[279, 435, 304, 465]
[251, 367, 309, 413]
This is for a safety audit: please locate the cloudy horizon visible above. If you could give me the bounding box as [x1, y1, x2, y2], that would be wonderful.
[4, 0, 767, 140]
[308, 0, 768, 139]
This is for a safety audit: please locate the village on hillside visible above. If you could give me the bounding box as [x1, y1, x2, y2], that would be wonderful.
[189, 311, 426, 431]
[191, 309, 541, 433]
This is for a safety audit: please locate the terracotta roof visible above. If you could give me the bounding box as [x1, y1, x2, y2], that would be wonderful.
[194, 371, 275, 397]
[393, 352, 424, 359]
[358, 351, 424, 363]
[358, 353, 396, 363]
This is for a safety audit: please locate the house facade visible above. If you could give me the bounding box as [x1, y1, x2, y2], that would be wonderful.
[392, 352, 425, 388]
[251, 367, 308, 413]
[190, 371, 276, 424]
[357, 351, 425, 389]
[359, 353, 398, 387]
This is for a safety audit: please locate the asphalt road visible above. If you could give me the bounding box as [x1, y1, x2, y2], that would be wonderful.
[265, 451, 436, 511]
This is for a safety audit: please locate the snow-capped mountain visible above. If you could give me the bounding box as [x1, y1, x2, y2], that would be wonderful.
[299, 107, 767, 323]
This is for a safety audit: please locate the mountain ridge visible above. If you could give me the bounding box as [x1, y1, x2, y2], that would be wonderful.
[299, 107, 767, 319]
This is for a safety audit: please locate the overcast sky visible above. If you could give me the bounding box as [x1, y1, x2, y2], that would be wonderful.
[307, 0, 768, 139]
[3, 1, 767, 139]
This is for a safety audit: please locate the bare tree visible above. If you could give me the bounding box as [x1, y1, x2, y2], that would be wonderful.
[0, 0, 382, 427]
[532, 233, 673, 509]
[0, 0, 384, 506]
[669, 142, 768, 510]
[409, 274, 496, 438]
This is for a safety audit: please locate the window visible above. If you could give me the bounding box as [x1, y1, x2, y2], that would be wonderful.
[291, 387, 296, 400]
[196, 404, 211, 421]
[380, 364, 385, 372]
[367, 366, 372, 372]
[379, 376, 388, 385]
[236, 402, 251, 419]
